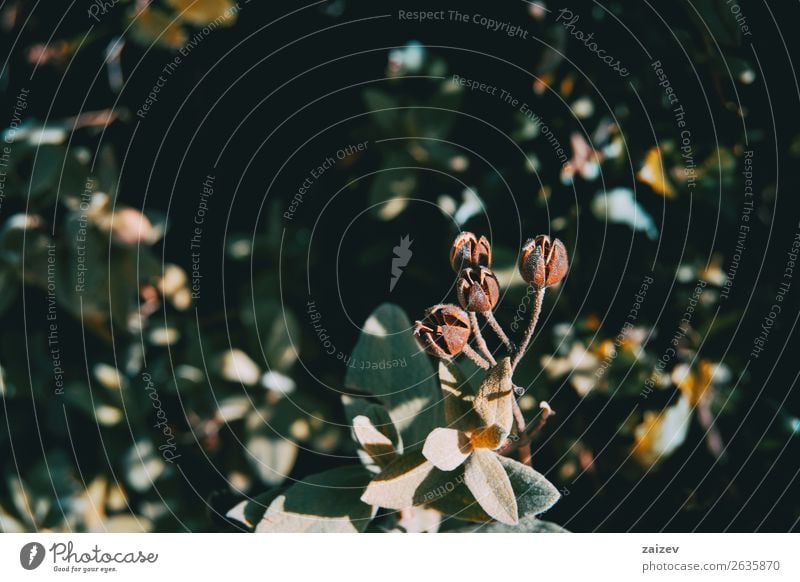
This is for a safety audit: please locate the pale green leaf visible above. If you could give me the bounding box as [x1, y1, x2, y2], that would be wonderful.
[498, 456, 561, 518]
[464, 449, 518, 525]
[345, 303, 443, 448]
[246, 435, 298, 486]
[474, 358, 514, 437]
[438, 361, 481, 432]
[422, 427, 471, 471]
[458, 515, 569, 533]
[360, 450, 434, 510]
[353, 415, 397, 469]
[342, 396, 402, 452]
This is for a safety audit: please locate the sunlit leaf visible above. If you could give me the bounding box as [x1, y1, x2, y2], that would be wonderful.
[458, 515, 569, 533]
[592, 188, 658, 240]
[353, 415, 397, 469]
[361, 450, 434, 510]
[422, 427, 471, 471]
[632, 394, 692, 466]
[345, 303, 443, 448]
[637, 147, 676, 198]
[473, 358, 513, 437]
[167, 0, 238, 26]
[464, 449, 518, 525]
[257, 466, 375, 533]
[497, 456, 561, 518]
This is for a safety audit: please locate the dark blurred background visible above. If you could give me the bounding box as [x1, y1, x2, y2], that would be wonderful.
[0, 0, 798, 532]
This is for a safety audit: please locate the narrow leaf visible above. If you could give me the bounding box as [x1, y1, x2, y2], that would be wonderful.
[439, 360, 481, 431]
[464, 449, 518, 525]
[498, 456, 561, 517]
[473, 358, 514, 436]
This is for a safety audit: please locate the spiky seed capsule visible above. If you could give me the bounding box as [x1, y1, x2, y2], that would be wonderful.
[456, 266, 500, 312]
[450, 231, 491, 272]
[519, 235, 568, 288]
[413, 304, 471, 358]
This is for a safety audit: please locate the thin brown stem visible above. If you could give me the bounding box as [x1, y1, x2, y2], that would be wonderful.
[528, 401, 555, 440]
[511, 286, 545, 369]
[510, 398, 532, 465]
[484, 311, 514, 353]
[462, 345, 490, 369]
[469, 312, 496, 366]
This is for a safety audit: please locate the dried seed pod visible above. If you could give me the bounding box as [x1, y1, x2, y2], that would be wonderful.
[449, 231, 491, 272]
[456, 266, 500, 312]
[414, 304, 471, 358]
[519, 235, 568, 288]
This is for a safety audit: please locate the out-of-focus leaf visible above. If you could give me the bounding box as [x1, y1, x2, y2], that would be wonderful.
[167, 0, 238, 26]
[245, 435, 298, 486]
[395, 506, 441, 533]
[592, 188, 658, 240]
[689, 0, 743, 47]
[130, 6, 187, 49]
[637, 147, 676, 198]
[345, 303, 443, 448]
[352, 415, 397, 469]
[217, 349, 260, 386]
[363, 89, 401, 133]
[410, 81, 462, 139]
[0, 267, 18, 317]
[94, 515, 152, 533]
[342, 396, 401, 451]
[0, 506, 26, 533]
[124, 440, 166, 493]
[632, 394, 692, 466]
[369, 154, 417, 221]
[242, 293, 300, 373]
[256, 466, 375, 533]
[26, 145, 64, 205]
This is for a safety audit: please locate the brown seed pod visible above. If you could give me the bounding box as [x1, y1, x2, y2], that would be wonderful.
[519, 235, 568, 288]
[449, 231, 491, 272]
[456, 266, 500, 312]
[413, 304, 471, 358]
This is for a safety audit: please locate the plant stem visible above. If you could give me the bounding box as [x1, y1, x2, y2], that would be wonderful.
[511, 286, 545, 369]
[528, 401, 555, 440]
[462, 344, 490, 369]
[469, 312, 496, 366]
[484, 311, 514, 353]
[510, 398, 532, 465]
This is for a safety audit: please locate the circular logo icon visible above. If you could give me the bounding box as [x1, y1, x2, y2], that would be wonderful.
[19, 542, 46, 570]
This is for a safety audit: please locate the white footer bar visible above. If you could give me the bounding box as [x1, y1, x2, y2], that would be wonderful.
[0, 533, 797, 581]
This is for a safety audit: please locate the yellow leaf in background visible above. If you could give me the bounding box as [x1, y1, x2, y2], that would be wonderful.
[130, 7, 187, 49]
[673, 360, 717, 406]
[637, 147, 676, 198]
[632, 395, 692, 466]
[167, 0, 238, 27]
